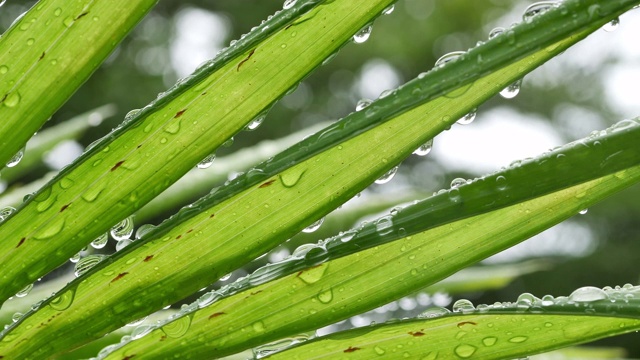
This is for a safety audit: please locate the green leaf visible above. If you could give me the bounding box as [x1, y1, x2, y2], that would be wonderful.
[0, 0, 156, 167]
[0, 0, 394, 303]
[91, 118, 640, 359]
[265, 286, 640, 359]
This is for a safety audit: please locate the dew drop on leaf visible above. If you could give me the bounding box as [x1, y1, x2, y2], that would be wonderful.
[482, 336, 497, 347]
[3, 91, 21, 108]
[569, 286, 607, 302]
[74, 255, 106, 277]
[382, 5, 394, 15]
[15, 283, 33, 298]
[454, 344, 477, 358]
[375, 166, 399, 184]
[302, 217, 324, 233]
[500, 78, 522, 99]
[413, 139, 433, 156]
[197, 153, 216, 169]
[456, 109, 476, 125]
[91, 233, 108, 249]
[283, 0, 296, 9]
[355, 98, 372, 111]
[452, 299, 475, 313]
[579, 208, 588, 215]
[110, 215, 134, 241]
[450, 178, 467, 189]
[522, 1, 557, 22]
[6, 146, 25, 167]
[603, 18, 619, 32]
[435, 51, 465, 67]
[353, 24, 372, 44]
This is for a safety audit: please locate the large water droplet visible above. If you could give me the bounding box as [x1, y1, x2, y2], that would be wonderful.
[435, 51, 465, 67]
[413, 139, 433, 156]
[457, 109, 477, 125]
[317, 287, 333, 303]
[569, 286, 607, 302]
[450, 178, 467, 189]
[302, 217, 324, 233]
[452, 299, 475, 313]
[197, 153, 216, 169]
[418, 306, 451, 318]
[15, 283, 33, 298]
[355, 98, 373, 111]
[488, 27, 504, 39]
[49, 288, 75, 311]
[6, 146, 25, 167]
[0, 206, 16, 221]
[353, 24, 372, 44]
[603, 18, 619, 32]
[454, 344, 477, 358]
[161, 315, 192, 338]
[91, 233, 108, 249]
[3, 91, 21, 108]
[500, 78, 522, 99]
[116, 238, 134, 252]
[110, 215, 134, 241]
[482, 336, 497, 347]
[74, 255, 106, 277]
[375, 166, 399, 184]
[283, 0, 296, 9]
[375, 216, 394, 236]
[522, 1, 558, 22]
[135, 224, 156, 239]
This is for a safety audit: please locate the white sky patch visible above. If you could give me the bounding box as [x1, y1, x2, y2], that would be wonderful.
[170, 7, 230, 78]
[44, 140, 84, 170]
[356, 59, 403, 100]
[431, 106, 563, 174]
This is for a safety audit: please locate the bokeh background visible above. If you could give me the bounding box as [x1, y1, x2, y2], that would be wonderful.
[1, 0, 639, 356]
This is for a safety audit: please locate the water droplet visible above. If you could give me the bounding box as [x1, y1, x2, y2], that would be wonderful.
[131, 324, 153, 340]
[418, 307, 450, 319]
[569, 286, 607, 302]
[197, 153, 216, 169]
[495, 175, 507, 190]
[15, 283, 33, 298]
[375, 166, 399, 184]
[603, 18, 619, 32]
[489, 27, 504, 39]
[355, 98, 373, 111]
[454, 344, 477, 358]
[500, 78, 522, 99]
[298, 263, 328, 284]
[223, 137, 234, 147]
[279, 169, 305, 188]
[12, 312, 23, 323]
[339, 230, 357, 243]
[375, 216, 394, 236]
[374, 345, 386, 355]
[413, 139, 433, 156]
[161, 314, 191, 338]
[82, 183, 105, 202]
[53, 7, 62, 16]
[283, 0, 296, 9]
[116, 238, 134, 251]
[353, 24, 372, 44]
[49, 288, 75, 311]
[579, 208, 588, 215]
[3, 91, 21, 108]
[74, 255, 106, 277]
[110, 215, 134, 241]
[302, 217, 324, 233]
[457, 109, 476, 125]
[509, 336, 528, 343]
[91, 233, 108, 249]
[26, 38, 35, 46]
[0, 65, 8, 74]
[245, 112, 266, 131]
[69, 252, 81, 263]
[382, 5, 395, 15]
[318, 287, 333, 303]
[135, 224, 156, 239]
[435, 51, 465, 67]
[523, 1, 558, 22]
[482, 336, 497, 347]
[0, 206, 15, 221]
[452, 299, 475, 313]
[32, 217, 65, 240]
[450, 178, 467, 189]
[63, 16, 74, 27]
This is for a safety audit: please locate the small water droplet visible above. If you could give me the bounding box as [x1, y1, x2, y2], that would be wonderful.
[15, 283, 33, 298]
[355, 98, 373, 111]
[3, 91, 21, 108]
[382, 5, 395, 15]
[579, 208, 588, 215]
[603, 18, 619, 32]
[49, 288, 75, 311]
[353, 24, 372, 44]
[197, 153, 216, 169]
[298, 263, 328, 284]
[435, 51, 465, 67]
[375, 166, 399, 184]
[283, 0, 296, 9]
[90, 233, 108, 249]
[523, 1, 558, 22]
[135, 224, 156, 239]
[339, 230, 357, 243]
[6, 146, 25, 167]
[482, 336, 497, 347]
[374, 345, 386, 355]
[489, 27, 504, 39]
[302, 217, 324, 233]
[375, 216, 394, 236]
[318, 287, 333, 303]
[0, 206, 15, 221]
[569, 286, 607, 302]
[457, 109, 477, 125]
[418, 306, 450, 319]
[110, 215, 134, 241]
[245, 113, 266, 131]
[74, 255, 106, 277]
[26, 38, 35, 46]
[413, 139, 433, 156]
[279, 169, 305, 188]
[450, 178, 467, 189]
[508, 336, 528, 343]
[454, 344, 477, 358]
[500, 78, 522, 99]
[53, 7, 62, 16]
[0, 65, 8, 74]
[12, 312, 23, 323]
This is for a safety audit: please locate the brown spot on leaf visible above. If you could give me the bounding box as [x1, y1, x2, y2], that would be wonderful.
[187, 229, 193, 233]
[75, 12, 88, 20]
[457, 321, 477, 328]
[16, 237, 25, 248]
[60, 203, 71, 212]
[39, 52, 45, 60]
[259, 179, 276, 188]
[123, 356, 136, 360]
[111, 160, 125, 171]
[176, 235, 182, 240]
[143, 255, 154, 262]
[210, 213, 215, 218]
[343, 347, 361, 353]
[174, 109, 186, 118]
[137, 144, 142, 149]
[409, 331, 425, 337]
[236, 48, 255, 71]
[1, 94, 7, 103]
[159, 335, 167, 341]
[111, 272, 129, 283]
[209, 312, 225, 319]
[251, 290, 263, 296]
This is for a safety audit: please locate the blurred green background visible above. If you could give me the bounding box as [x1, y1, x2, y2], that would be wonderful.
[1, 0, 639, 356]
